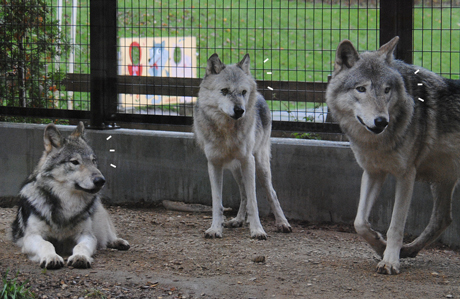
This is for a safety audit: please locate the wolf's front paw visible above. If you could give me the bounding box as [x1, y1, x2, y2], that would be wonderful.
[108, 238, 130, 251]
[250, 227, 268, 240]
[67, 254, 93, 269]
[205, 227, 223, 238]
[224, 218, 244, 228]
[376, 260, 400, 275]
[40, 254, 65, 269]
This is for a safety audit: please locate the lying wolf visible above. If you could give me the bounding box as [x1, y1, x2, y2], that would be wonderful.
[12, 122, 129, 269]
[193, 53, 292, 239]
[326, 36, 460, 274]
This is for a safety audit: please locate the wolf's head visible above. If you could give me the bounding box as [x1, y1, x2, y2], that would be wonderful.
[326, 36, 412, 136]
[36, 122, 105, 195]
[198, 53, 257, 120]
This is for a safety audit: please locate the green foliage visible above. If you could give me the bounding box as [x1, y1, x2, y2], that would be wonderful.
[82, 289, 106, 299]
[291, 132, 322, 140]
[1, 270, 35, 299]
[0, 0, 70, 108]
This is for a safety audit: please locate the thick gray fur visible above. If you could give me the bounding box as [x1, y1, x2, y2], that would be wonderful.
[194, 53, 291, 239]
[326, 36, 460, 274]
[12, 122, 129, 269]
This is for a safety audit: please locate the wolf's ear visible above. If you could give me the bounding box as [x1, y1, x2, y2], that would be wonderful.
[44, 124, 63, 153]
[70, 121, 85, 139]
[237, 54, 251, 75]
[334, 40, 360, 73]
[377, 36, 399, 63]
[206, 53, 225, 75]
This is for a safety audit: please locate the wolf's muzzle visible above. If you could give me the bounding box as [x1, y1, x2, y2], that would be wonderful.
[233, 105, 245, 119]
[93, 176, 106, 189]
[373, 116, 389, 133]
[357, 116, 389, 134]
[75, 175, 106, 194]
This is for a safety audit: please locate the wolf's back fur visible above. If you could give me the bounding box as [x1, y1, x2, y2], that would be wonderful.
[326, 36, 460, 274]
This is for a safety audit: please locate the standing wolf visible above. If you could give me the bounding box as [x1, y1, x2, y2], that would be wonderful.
[193, 53, 291, 239]
[12, 122, 130, 269]
[326, 36, 460, 274]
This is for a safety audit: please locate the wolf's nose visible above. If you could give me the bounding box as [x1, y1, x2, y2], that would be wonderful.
[93, 176, 106, 188]
[233, 106, 245, 119]
[374, 117, 388, 129]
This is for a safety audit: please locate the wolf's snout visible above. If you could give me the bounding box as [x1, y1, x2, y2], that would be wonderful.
[93, 176, 106, 188]
[374, 117, 389, 130]
[233, 105, 245, 119]
[357, 115, 389, 134]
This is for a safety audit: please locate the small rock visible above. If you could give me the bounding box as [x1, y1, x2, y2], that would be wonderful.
[253, 256, 266, 263]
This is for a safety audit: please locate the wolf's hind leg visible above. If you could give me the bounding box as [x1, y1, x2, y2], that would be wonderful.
[400, 180, 455, 258]
[107, 239, 130, 250]
[224, 166, 247, 228]
[92, 203, 130, 251]
[354, 171, 388, 257]
[255, 150, 291, 233]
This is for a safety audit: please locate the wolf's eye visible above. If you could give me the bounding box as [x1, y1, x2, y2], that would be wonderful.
[384, 87, 391, 94]
[70, 159, 80, 166]
[242, 90, 247, 96]
[356, 86, 366, 93]
[221, 88, 229, 96]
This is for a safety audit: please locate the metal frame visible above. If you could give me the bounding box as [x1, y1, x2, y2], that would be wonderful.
[0, 0, 414, 133]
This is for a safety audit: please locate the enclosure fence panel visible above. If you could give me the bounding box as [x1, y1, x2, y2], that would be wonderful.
[413, 1, 460, 80]
[115, 0, 380, 132]
[1, 1, 460, 133]
[0, 0, 91, 120]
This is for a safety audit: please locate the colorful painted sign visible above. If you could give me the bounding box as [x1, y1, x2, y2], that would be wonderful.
[119, 37, 197, 107]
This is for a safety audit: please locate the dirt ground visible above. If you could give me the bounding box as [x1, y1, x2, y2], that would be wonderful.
[1, 205, 460, 299]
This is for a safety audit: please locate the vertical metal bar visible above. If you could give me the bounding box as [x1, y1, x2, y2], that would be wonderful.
[380, 0, 413, 64]
[90, 0, 118, 129]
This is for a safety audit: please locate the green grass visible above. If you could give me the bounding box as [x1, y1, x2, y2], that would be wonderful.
[413, 6, 460, 79]
[1, 270, 35, 299]
[116, 0, 380, 82]
[81, 289, 106, 299]
[44, 1, 460, 113]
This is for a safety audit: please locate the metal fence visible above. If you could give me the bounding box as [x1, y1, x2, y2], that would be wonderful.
[1, 0, 460, 133]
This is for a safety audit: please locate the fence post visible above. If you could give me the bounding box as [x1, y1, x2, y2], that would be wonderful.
[380, 0, 413, 64]
[89, 0, 118, 129]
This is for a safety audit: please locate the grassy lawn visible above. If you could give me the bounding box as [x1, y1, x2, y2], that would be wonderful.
[46, 1, 460, 114]
[117, 0, 380, 82]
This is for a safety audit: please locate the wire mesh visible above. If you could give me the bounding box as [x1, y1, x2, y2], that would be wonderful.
[2, 1, 460, 130]
[116, 0, 380, 124]
[0, 0, 90, 116]
[413, 1, 460, 79]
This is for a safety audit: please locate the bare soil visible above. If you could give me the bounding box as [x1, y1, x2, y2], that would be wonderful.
[1, 205, 460, 299]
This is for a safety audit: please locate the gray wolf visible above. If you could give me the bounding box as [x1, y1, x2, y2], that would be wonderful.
[12, 122, 130, 269]
[193, 53, 292, 239]
[326, 36, 460, 274]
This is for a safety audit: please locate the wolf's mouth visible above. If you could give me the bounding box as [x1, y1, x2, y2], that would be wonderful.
[75, 183, 102, 194]
[357, 116, 385, 134]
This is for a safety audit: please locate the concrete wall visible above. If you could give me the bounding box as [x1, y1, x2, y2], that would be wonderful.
[1, 122, 460, 247]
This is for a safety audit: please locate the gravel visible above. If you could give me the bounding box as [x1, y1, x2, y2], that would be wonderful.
[1, 206, 460, 299]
